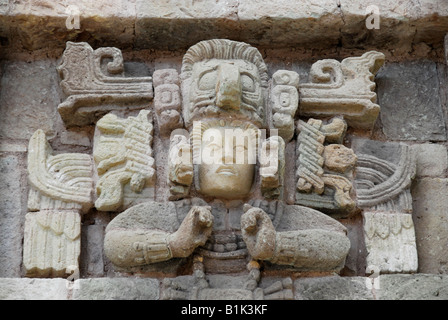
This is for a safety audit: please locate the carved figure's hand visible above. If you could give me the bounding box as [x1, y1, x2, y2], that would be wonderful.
[241, 204, 276, 261]
[168, 206, 213, 258]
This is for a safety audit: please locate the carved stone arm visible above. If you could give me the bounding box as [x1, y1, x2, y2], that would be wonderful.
[241, 204, 350, 270]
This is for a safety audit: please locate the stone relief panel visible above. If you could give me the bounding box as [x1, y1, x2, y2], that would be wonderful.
[93, 110, 155, 212]
[295, 117, 357, 216]
[25, 129, 93, 277]
[57, 42, 153, 127]
[22, 38, 426, 297]
[298, 51, 385, 130]
[352, 138, 418, 274]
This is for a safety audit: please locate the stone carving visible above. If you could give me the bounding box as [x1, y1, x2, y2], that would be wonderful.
[260, 136, 285, 199]
[27, 129, 93, 213]
[353, 139, 416, 212]
[295, 117, 357, 215]
[23, 210, 81, 278]
[180, 39, 268, 128]
[25, 129, 93, 277]
[168, 132, 193, 200]
[299, 51, 385, 130]
[363, 211, 418, 273]
[271, 70, 300, 142]
[57, 42, 153, 127]
[93, 110, 155, 212]
[153, 69, 184, 135]
[103, 40, 351, 291]
[353, 139, 418, 274]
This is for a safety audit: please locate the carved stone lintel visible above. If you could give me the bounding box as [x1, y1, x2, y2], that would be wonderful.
[93, 110, 155, 212]
[299, 51, 385, 130]
[57, 42, 153, 127]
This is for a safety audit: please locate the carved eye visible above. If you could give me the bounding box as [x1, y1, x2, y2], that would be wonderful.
[198, 70, 217, 90]
[241, 74, 255, 92]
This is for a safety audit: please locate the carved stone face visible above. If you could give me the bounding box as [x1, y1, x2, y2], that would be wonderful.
[189, 59, 263, 114]
[198, 125, 257, 199]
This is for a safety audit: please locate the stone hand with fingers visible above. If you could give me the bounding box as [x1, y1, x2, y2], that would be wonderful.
[168, 206, 214, 258]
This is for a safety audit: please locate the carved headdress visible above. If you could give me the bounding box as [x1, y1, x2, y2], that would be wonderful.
[181, 39, 269, 129]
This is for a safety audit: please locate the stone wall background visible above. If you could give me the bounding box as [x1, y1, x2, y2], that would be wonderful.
[1, 0, 448, 299]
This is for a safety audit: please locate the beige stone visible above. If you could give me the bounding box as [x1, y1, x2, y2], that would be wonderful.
[260, 136, 285, 199]
[93, 110, 155, 212]
[168, 133, 193, 199]
[363, 211, 418, 274]
[295, 118, 356, 214]
[271, 70, 300, 142]
[299, 51, 385, 130]
[57, 42, 153, 127]
[27, 129, 93, 213]
[153, 69, 184, 135]
[23, 210, 81, 278]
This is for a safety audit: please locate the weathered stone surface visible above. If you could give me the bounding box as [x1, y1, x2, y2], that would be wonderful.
[0, 60, 60, 140]
[23, 210, 81, 278]
[411, 143, 448, 177]
[0, 278, 69, 300]
[72, 278, 159, 300]
[377, 61, 447, 141]
[27, 129, 93, 213]
[57, 42, 153, 127]
[80, 224, 105, 277]
[2, 1, 447, 52]
[299, 51, 385, 130]
[353, 139, 416, 212]
[295, 276, 374, 300]
[363, 211, 418, 274]
[411, 178, 448, 274]
[0, 155, 24, 277]
[377, 274, 448, 300]
[93, 110, 155, 212]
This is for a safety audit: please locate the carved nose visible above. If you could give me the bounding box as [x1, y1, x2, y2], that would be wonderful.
[215, 64, 241, 110]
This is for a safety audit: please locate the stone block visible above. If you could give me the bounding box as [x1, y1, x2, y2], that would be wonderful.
[411, 143, 448, 177]
[0, 60, 60, 140]
[72, 278, 159, 300]
[0, 278, 69, 300]
[377, 274, 448, 300]
[80, 224, 105, 277]
[411, 178, 448, 274]
[294, 276, 374, 300]
[377, 61, 447, 141]
[0, 155, 24, 277]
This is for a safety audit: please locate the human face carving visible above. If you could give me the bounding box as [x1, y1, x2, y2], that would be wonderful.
[189, 59, 263, 114]
[198, 126, 257, 199]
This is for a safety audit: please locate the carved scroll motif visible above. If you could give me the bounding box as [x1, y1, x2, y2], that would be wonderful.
[295, 118, 356, 215]
[93, 110, 155, 212]
[57, 42, 153, 127]
[27, 129, 93, 213]
[271, 70, 299, 142]
[353, 139, 418, 273]
[25, 129, 93, 277]
[153, 69, 184, 135]
[299, 51, 385, 130]
[354, 142, 416, 211]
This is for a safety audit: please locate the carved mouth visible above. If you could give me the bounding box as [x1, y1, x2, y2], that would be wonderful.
[216, 165, 236, 176]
